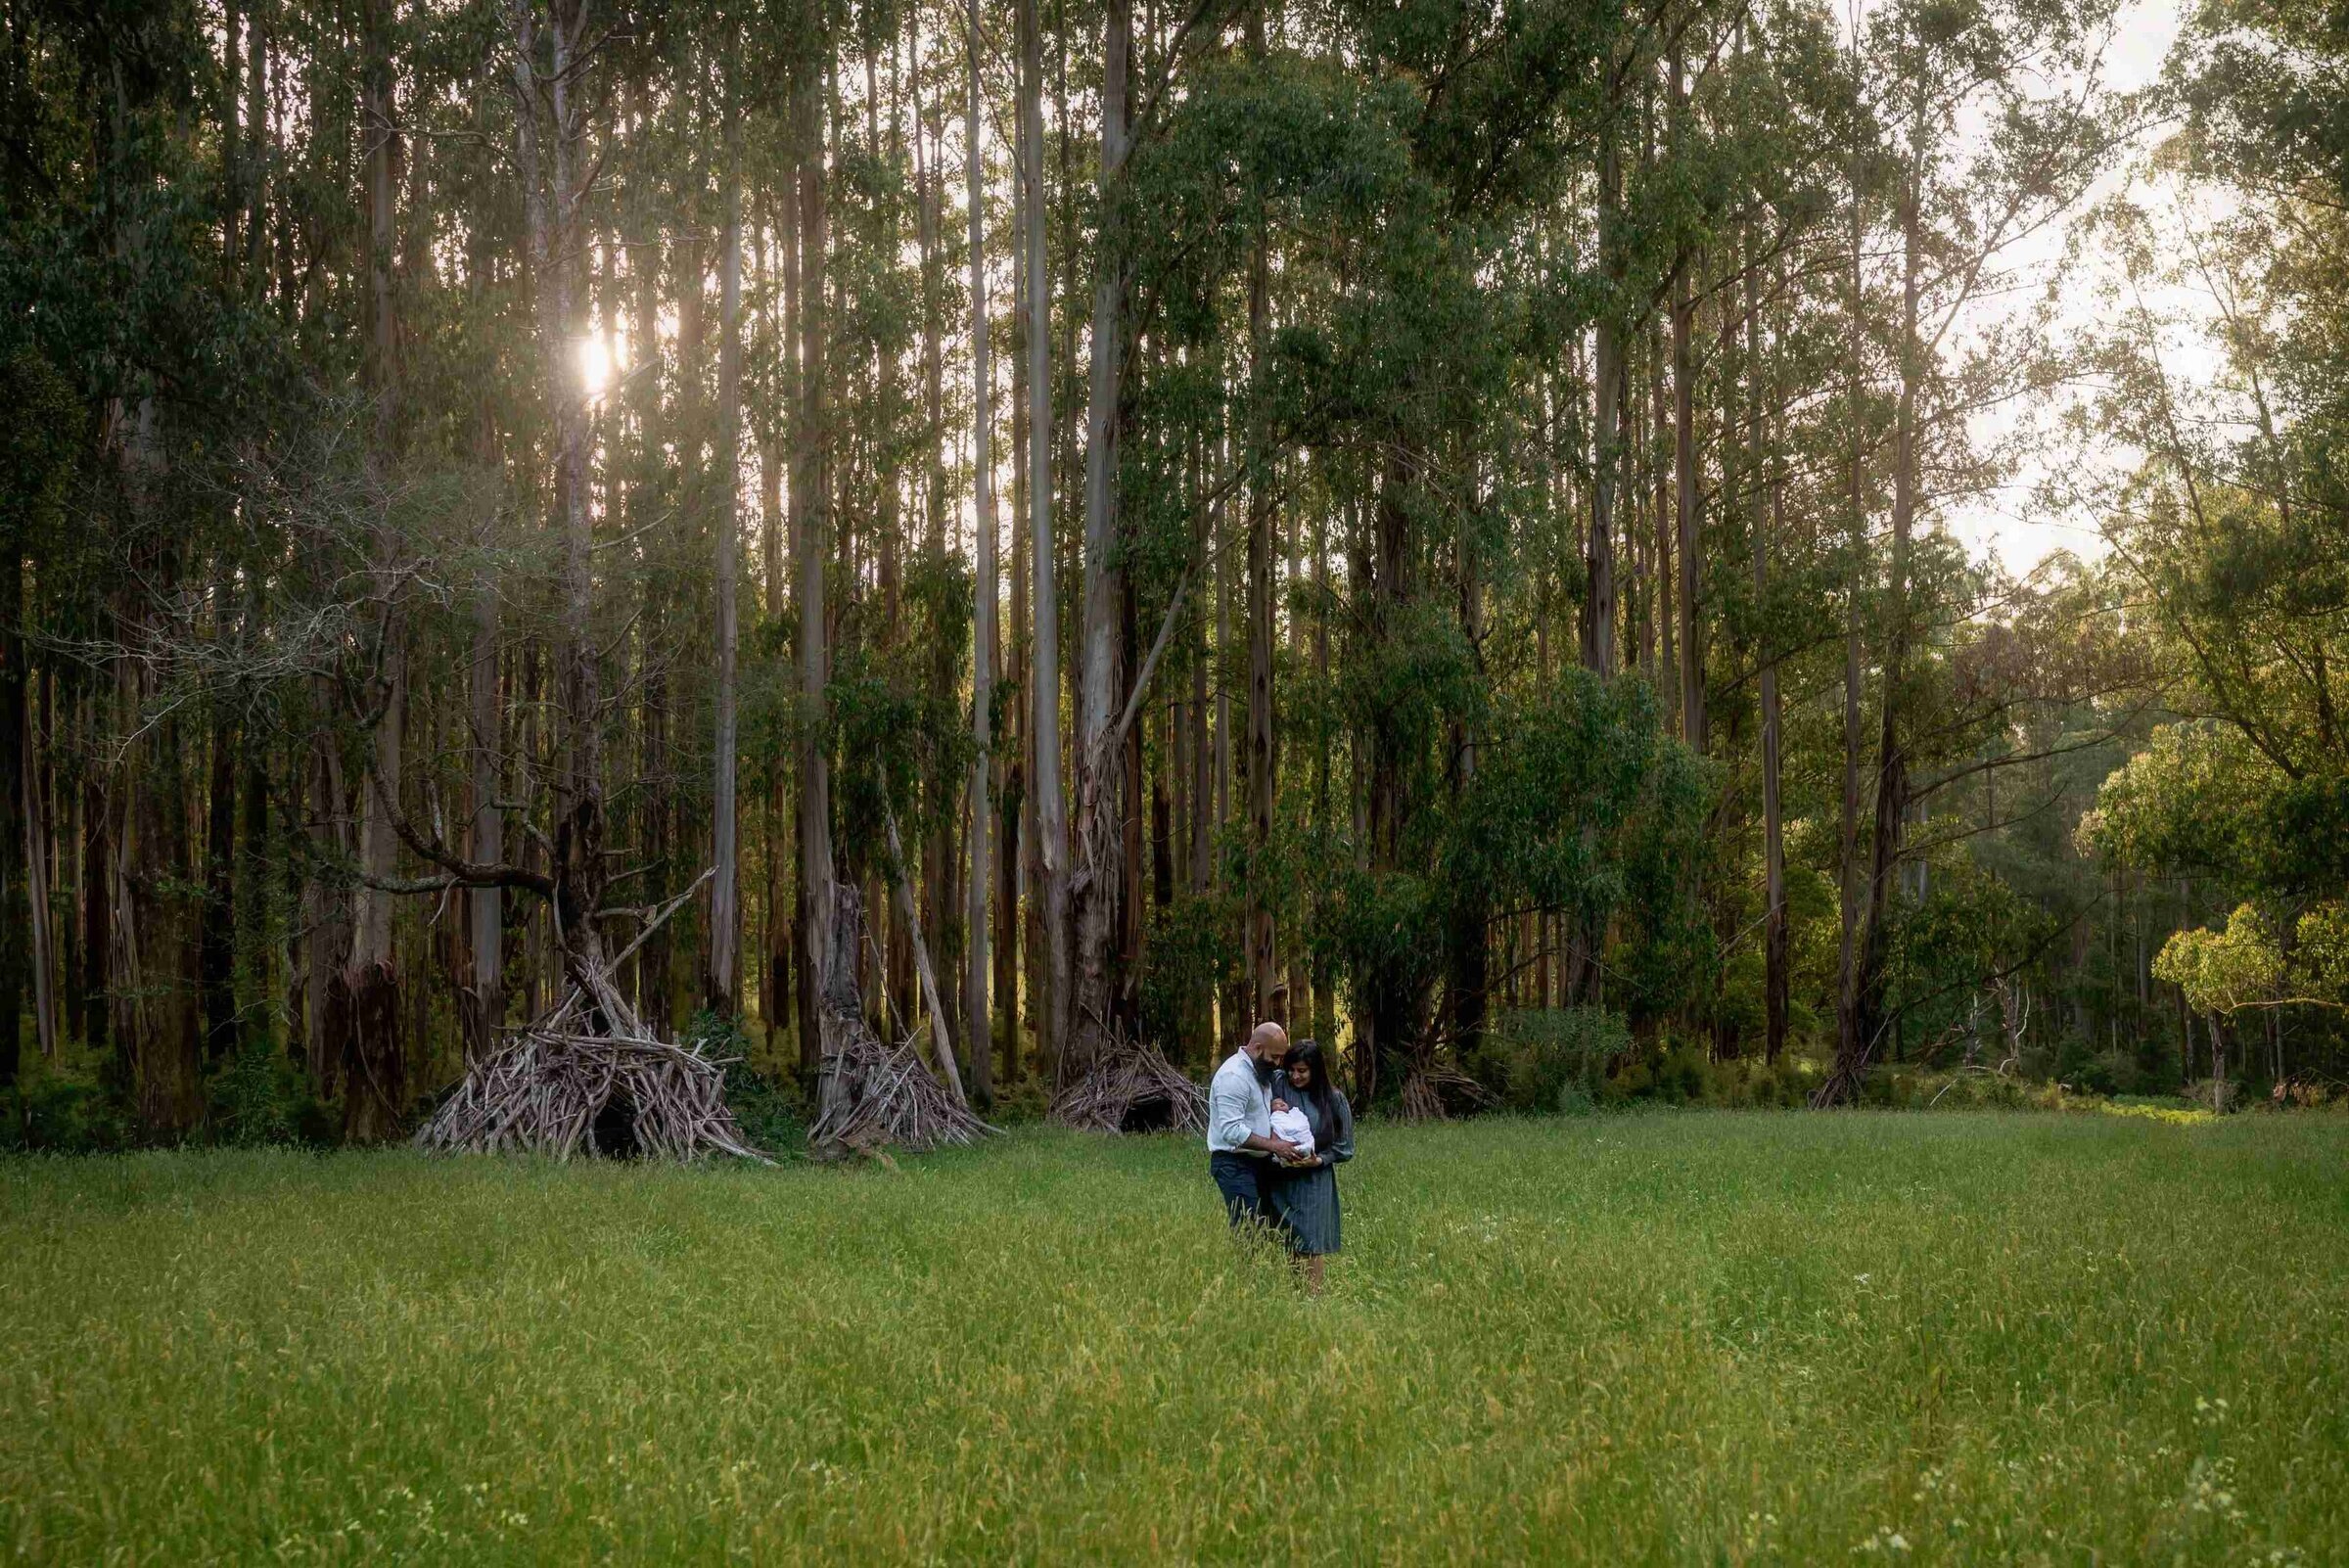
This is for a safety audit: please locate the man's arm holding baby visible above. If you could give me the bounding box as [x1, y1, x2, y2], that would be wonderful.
[1211, 1070, 1304, 1159]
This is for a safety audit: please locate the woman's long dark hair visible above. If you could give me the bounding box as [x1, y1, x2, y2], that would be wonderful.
[1281, 1038, 1340, 1134]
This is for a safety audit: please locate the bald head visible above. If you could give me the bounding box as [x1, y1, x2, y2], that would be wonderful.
[1244, 1022, 1289, 1062]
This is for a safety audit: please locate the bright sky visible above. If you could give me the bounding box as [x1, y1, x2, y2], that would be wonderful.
[1941, 0, 2193, 574]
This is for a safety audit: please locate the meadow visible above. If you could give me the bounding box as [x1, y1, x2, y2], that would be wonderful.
[3, 1112, 2344, 1565]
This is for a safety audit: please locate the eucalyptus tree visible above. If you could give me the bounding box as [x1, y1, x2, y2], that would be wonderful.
[964, 0, 999, 1102]
[1816, 0, 2132, 1104]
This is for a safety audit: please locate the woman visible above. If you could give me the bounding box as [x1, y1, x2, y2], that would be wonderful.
[1268, 1038, 1354, 1294]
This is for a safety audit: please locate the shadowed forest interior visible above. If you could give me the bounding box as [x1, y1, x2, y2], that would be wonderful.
[2, 0, 2344, 1146]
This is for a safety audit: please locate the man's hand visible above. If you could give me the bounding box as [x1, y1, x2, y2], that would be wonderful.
[1269, 1137, 1304, 1162]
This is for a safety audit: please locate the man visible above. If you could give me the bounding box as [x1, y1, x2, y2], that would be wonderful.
[1208, 1021, 1306, 1231]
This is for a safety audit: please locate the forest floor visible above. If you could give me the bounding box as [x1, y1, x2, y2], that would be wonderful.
[3, 1112, 2344, 1564]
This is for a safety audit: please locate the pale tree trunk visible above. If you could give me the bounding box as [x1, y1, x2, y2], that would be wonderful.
[1564, 105, 1623, 1011]
[1445, 518, 1486, 1056]
[964, 0, 997, 1104]
[466, 584, 502, 1060]
[1583, 108, 1620, 678]
[708, 61, 744, 1018]
[1064, 0, 1131, 1081]
[23, 696, 56, 1062]
[1004, 210, 1029, 1083]
[1190, 466, 1213, 898]
[464, 209, 503, 1061]
[794, 61, 839, 1098]
[1845, 129, 1924, 1091]
[338, 0, 405, 1140]
[1241, 0, 1276, 1030]
[1757, 244, 1787, 1065]
[545, 0, 611, 986]
[1824, 82, 1895, 1107]
[1019, 0, 1068, 1076]
[779, 151, 812, 1078]
[341, 651, 405, 1139]
[887, 808, 966, 1102]
[0, 529, 27, 1086]
[1670, 49, 1703, 753]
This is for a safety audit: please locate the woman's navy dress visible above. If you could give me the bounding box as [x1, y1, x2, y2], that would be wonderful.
[1268, 1075, 1354, 1256]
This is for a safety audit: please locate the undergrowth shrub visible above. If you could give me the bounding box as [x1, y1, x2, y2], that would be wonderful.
[3, 1048, 137, 1153]
[688, 1009, 807, 1156]
[209, 1039, 336, 1147]
[1476, 1008, 1630, 1113]
[1592, 1038, 1814, 1109]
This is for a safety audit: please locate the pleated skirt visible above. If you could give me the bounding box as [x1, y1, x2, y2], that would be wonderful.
[1270, 1165, 1342, 1256]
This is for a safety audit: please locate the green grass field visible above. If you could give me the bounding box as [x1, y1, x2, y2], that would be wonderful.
[4, 1113, 2345, 1564]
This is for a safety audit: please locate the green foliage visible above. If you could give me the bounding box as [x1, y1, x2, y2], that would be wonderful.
[208, 1041, 335, 1149]
[2152, 903, 2302, 1020]
[2079, 722, 2271, 882]
[1471, 1007, 1630, 1113]
[686, 1009, 806, 1158]
[1595, 1041, 1817, 1110]
[1139, 892, 1237, 1063]
[0, 1050, 137, 1155]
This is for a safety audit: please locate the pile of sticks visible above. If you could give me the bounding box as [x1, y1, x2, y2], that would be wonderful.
[1399, 1065, 1491, 1123]
[807, 1018, 995, 1156]
[1050, 1037, 1209, 1134]
[806, 882, 996, 1158]
[417, 883, 768, 1162]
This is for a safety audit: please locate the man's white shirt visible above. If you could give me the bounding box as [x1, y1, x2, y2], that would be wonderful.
[1207, 1048, 1274, 1154]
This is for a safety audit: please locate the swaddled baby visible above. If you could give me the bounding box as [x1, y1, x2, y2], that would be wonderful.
[1268, 1098, 1315, 1163]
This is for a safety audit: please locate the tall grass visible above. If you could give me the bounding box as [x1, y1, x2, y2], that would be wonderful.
[3, 1113, 2344, 1563]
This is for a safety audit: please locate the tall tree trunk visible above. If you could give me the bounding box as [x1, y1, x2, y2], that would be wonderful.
[777, 124, 811, 1079]
[337, 0, 405, 1140]
[1843, 138, 1924, 1095]
[1758, 249, 1787, 1065]
[707, 61, 744, 1019]
[964, 0, 997, 1105]
[465, 590, 503, 1061]
[1065, 0, 1131, 1081]
[23, 686, 56, 1062]
[79, 695, 107, 1053]
[1004, 201, 1030, 1084]
[111, 621, 202, 1133]
[1583, 108, 1620, 678]
[1827, 57, 1868, 1104]
[794, 59, 839, 1092]
[1242, 0, 1278, 1030]
[1445, 514, 1487, 1061]
[0, 540, 25, 1086]
[200, 702, 236, 1060]
[1670, 51, 1703, 753]
[464, 204, 505, 1061]
[1019, 0, 1068, 1078]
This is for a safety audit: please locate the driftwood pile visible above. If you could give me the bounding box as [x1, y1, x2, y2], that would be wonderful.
[1051, 1034, 1209, 1134]
[807, 1017, 996, 1156]
[806, 883, 995, 1158]
[1399, 1065, 1492, 1123]
[416, 906, 767, 1162]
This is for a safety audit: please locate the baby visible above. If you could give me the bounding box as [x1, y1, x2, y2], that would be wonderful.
[1268, 1097, 1315, 1163]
